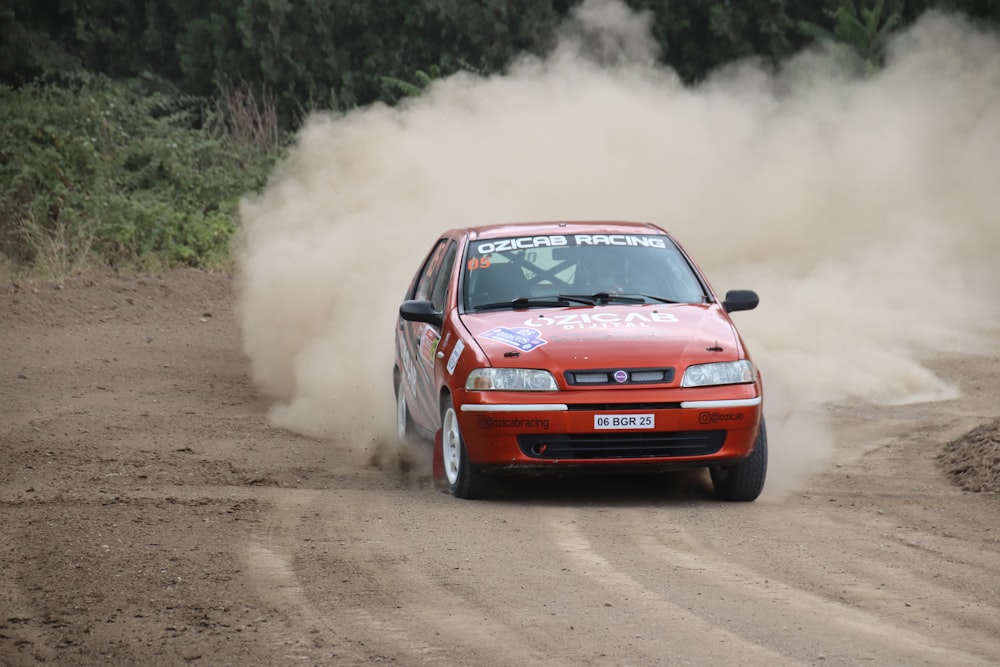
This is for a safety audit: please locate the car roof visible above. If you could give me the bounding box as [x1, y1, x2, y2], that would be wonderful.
[459, 220, 670, 240]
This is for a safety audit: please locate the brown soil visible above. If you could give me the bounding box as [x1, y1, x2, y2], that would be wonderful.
[2, 269, 999, 666]
[940, 419, 1000, 494]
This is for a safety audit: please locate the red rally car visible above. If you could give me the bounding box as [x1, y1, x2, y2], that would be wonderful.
[393, 221, 765, 501]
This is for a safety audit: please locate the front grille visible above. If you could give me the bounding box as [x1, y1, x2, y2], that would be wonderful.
[517, 431, 726, 459]
[566, 402, 682, 411]
[564, 367, 675, 386]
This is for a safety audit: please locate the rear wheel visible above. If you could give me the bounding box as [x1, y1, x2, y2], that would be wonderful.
[441, 396, 489, 499]
[710, 418, 768, 502]
[396, 383, 415, 442]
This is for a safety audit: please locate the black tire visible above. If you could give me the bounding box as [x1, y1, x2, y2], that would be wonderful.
[710, 418, 768, 502]
[440, 395, 489, 499]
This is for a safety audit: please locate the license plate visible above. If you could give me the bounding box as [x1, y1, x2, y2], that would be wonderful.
[594, 414, 655, 430]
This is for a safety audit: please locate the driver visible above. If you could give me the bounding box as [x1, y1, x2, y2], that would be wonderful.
[574, 247, 630, 294]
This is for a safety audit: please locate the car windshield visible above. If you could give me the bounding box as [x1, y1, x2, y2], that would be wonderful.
[463, 233, 707, 311]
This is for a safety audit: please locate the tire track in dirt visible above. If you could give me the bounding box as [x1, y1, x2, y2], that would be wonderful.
[547, 501, 999, 666]
[247, 487, 577, 666]
[547, 509, 798, 666]
[761, 509, 1000, 645]
[244, 489, 367, 663]
[246, 474, 1000, 666]
[632, 511, 994, 666]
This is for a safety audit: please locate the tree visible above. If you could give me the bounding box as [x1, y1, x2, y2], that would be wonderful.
[799, 0, 905, 73]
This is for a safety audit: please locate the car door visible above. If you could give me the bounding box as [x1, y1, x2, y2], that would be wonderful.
[397, 237, 459, 431]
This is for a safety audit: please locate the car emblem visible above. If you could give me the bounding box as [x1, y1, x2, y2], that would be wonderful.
[613, 370, 628, 383]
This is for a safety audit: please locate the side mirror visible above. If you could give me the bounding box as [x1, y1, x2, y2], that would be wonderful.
[399, 300, 443, 328]
[722, 290, 759, 313]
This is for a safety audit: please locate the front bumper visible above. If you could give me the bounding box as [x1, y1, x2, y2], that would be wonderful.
[454, 386, 762, 467]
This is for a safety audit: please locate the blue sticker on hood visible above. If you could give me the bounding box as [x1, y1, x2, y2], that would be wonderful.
[479, 327, 547, 352]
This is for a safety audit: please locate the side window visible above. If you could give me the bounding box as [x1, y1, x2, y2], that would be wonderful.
[413, 239, 448, 301]
[429, 241, 458, 312]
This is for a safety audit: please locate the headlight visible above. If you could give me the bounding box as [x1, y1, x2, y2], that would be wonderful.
[466, 368, 558, 391]
[681, 360, 755, 387]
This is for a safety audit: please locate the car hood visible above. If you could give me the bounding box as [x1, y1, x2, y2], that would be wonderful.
[459, 304, 744, 371]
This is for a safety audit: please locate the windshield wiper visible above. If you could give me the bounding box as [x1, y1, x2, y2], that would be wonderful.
[473, 293, 682, 311]
[473, 296, 576, 312]
[558, 292, 647, 305]
[636, 294, 685, 304]
[550, 294, 604, 305]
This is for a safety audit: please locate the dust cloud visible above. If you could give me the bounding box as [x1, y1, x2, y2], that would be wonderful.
[234, 0, 1000, 494]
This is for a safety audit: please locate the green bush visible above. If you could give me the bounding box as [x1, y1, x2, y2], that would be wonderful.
[0, 71, 282, 276]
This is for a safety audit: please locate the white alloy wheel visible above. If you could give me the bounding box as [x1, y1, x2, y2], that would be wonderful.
[442, 402, 462, 486]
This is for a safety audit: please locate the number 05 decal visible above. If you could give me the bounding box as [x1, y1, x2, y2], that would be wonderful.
[467, 256, 492, 271]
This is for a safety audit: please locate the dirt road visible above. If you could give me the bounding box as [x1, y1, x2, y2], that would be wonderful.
[2, 269, 999, 666]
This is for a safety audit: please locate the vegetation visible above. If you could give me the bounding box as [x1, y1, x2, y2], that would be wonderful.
[1, 0, 997, 276]
[0, 74, 282, 276]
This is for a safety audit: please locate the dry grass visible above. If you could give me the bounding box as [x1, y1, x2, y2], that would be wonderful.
[207, 78, 283, 159]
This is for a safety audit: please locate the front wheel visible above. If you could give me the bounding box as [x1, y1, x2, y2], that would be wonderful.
[710, 418, 768, 502]
[440, 396, 489, 499]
